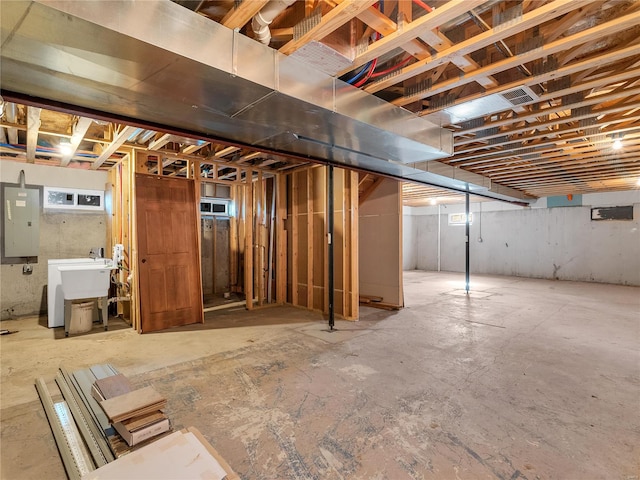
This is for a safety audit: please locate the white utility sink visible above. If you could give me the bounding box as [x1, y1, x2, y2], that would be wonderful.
[48, 258, 110, 328]
[58, 262, 114, 300]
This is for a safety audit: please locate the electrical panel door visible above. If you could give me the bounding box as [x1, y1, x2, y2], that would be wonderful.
[3, 186, 40, 257]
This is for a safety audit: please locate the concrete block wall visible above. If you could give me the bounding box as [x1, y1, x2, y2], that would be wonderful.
[403, 190, 640, 286]
[1, 161, 108, 319]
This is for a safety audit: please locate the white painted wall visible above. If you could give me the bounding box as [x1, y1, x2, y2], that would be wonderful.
[403, 191, 640, 286]
[0, 161, 109, 190]
[402, 206, 417, 270]
[1, 161, 109, 318]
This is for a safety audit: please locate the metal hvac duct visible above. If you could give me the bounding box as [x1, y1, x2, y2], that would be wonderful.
[0, 1, 529, 201]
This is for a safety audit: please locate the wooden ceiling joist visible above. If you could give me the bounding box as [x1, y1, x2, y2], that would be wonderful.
[221, 0, 269, 30]
[364, 0, 581, 95]
[3, 0, 639, 202]
[26, 107, 41, 163]
[93, 125, 141, 169]
[279, 0, 378, 55]
[61, 116, 93, 167]
[390, 9, 640, 106]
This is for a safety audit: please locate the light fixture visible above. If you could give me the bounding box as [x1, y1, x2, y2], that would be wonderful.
[612, 138, 623, 150]
[59, 141, 73, 157]
[429, 198, 437, 206]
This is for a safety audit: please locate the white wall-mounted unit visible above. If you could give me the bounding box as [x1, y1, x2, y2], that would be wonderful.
[199, 198, 230, 217]
[44, 187, 104, 211]
[448, 213, 473, 226]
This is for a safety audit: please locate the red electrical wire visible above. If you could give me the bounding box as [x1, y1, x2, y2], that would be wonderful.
[370, 56, 413, 78]
[412, 0, 433, 12]
[353, 58, 378, 88]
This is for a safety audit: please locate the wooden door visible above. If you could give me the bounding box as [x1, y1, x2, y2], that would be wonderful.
[135, 174, 203, 332]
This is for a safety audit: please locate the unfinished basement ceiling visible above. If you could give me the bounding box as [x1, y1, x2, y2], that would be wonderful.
[1, 0, 640, 203]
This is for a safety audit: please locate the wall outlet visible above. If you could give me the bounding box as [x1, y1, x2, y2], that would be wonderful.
[23, 264, 33, 275]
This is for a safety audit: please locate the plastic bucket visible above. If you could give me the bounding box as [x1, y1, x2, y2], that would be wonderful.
[69, 301, 94, 334]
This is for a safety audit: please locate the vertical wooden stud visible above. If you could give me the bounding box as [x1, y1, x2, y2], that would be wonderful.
[257, 170, 265, 307]
[276, 174, 287, 304]
[244, 170, 254, 310]
[193, 161, 204, 322]
[349, 170, 359, 320]
[229, 185, 239, 293]
[306, 168, 314, 310]
[291, 172, 299, 306]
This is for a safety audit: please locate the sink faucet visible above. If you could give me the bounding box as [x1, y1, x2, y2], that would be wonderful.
[89, 247, 104, 259]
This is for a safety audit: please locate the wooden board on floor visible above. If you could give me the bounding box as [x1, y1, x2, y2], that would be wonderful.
[82, 429, 232, 480]
[99, 386, 166, 423]
[94, 374, 132, 400]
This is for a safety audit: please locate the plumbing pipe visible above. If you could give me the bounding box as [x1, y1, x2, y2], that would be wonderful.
[437, 204, 441, 272]
[353, 58, 378, 88]
[252, 0, 296, 45]
[108, 296, 131, 305]
[465, 192, 470, 293]
[346, 61, 373, 84]
[5, 102, 18, 144]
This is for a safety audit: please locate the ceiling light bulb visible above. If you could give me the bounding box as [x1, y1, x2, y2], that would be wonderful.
[612, 139, 622, 150]
[59, 142, 73, 157]
[430, 199, 437, 205]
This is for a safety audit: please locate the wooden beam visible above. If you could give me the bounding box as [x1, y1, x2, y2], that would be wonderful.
[221, 0, 269, 30]
[93, 125, 141, 169]
[61, 116, 93, 167]
[356, 6, 429, 58]
[181, 142, 209, 155]
[364, 0, 582, 94]
[359, 176, 383, 205]
[148, 133, 173, 151]
[340, 0, 486, 74]
[26, 106, 41, 163]
[392, 9, 640, 106]
[417, 29, 498, 89]
[427, 45, 640, 126]
[544, 1, 604, 43]
[280, 0, 378, 55]
[455, 88, 640, 146]
[214, 146, 241, 158]
[453, 119, 640, 167]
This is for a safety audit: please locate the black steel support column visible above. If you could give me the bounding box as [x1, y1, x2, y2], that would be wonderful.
[465, 191, 470, 293]
[328, 164, 335, 330]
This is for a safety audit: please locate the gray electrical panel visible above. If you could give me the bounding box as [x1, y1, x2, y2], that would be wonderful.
[3, 186, 40, 257]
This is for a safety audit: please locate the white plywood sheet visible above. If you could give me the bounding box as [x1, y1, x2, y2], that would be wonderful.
[81, 431, 227, 480]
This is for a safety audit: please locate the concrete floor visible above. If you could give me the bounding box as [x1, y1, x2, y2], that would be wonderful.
[1, 271, 639, 479]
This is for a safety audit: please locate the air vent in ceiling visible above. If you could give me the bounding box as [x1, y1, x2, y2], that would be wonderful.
[499, 86, 538, 106]
[432, 85, 540, 125]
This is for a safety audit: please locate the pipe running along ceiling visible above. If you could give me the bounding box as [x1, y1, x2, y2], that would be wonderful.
[0, 0, 529, 202]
